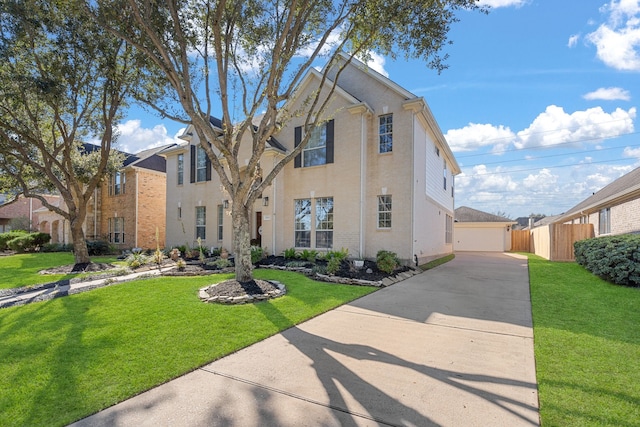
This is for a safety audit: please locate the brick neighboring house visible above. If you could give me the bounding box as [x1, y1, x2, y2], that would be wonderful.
[161, 55, 460, 264]
[6, 144, 172, 251]
[555, 165, 640, 236]
[0, 194, 60, 233]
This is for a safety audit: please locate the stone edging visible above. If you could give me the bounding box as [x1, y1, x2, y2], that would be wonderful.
[198, 280, 286, 305]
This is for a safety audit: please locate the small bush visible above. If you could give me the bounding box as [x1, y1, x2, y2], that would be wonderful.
[283, 248, 297, 259]
[87, 240, 110, 256]
[0, 230, 29, 250]
[41, 243, 74, 252]
[285, 260, 308, 268]
[376, 250, 400, 274]
[574, 234, 640, 287]
[125, 252, 150, 269]
[300, 249, 318, 263]
[327, 256, 342, 275]
[208, 258, 232, 269]
[7, 234, 36, 253]
[326, 248, 349, 262]
[251, 246, 265, 264]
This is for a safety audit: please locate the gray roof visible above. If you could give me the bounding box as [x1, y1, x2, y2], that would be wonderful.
[562, 166, 640, 217]
[455, 206, 514, 223]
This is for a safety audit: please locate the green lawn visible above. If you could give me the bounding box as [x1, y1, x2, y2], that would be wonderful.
[528, 255, 640, 426]
[0, 253, 120, 289]
[0, 268, 376, 427]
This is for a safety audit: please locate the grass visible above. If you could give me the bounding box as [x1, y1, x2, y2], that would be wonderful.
[0, 268, 376, 427]
[420, 253, 455, 271]
[0, 252, 121, 289]
[528, 255, 640, 426]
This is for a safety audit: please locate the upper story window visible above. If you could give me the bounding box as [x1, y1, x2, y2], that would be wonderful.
[109, 171, 125, 196]
[443, 160, 447, 190]
[379, 114, 393, 153]
[177, 153, 184, 185]
[294, 120, 334, 168]
[378, 195, 392, 229]
[599, 208, 611, 235]
[190, 144, 211, 183]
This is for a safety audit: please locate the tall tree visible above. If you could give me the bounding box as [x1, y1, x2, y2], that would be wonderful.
[91, 0, 484, 282]
[0, 0, 136, 265]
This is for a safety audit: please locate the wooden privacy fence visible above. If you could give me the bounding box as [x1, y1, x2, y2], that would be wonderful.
[511, 223, 594, 261]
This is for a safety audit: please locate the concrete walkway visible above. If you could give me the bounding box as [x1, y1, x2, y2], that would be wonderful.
[71, 252, 539, 427]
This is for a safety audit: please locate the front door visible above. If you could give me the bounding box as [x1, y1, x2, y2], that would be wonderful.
[255, 211, 262, 246]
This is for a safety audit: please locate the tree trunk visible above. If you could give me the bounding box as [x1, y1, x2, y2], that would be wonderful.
[69, 215, 91, 266]
[231, 203, 253, 282]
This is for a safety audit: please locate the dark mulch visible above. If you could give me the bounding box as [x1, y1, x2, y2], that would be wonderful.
[204, 279, 278, 298]
[40, 262, 116, 275]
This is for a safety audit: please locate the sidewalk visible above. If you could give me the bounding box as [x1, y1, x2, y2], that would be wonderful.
[71, 252, 539, 426]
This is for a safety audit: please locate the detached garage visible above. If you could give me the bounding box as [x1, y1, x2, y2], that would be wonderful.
[454, 206, 516, 252]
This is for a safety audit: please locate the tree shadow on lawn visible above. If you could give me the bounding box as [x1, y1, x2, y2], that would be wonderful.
[0, 294, 116, 427]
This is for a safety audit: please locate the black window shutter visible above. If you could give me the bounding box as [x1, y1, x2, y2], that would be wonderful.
[206, 143, 212, 181]
[326, 120, 334, 164]
[294, 126, 302, 168]
[190, 145, 196, 183]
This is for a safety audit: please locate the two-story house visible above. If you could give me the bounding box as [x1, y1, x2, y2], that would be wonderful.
[161, 56, 460, 265]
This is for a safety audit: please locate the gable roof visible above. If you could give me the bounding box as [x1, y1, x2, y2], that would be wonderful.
[556, 166, 640, 221]
[455, 206, 513, 223]
[81, 143, 170, 173]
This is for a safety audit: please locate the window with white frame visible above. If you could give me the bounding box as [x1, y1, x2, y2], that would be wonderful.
[108, 217, 124, 243]
[315, 197, 334, 249]
[379, 114, 393, 153]
[599, 208, 610, 234]
[303, 124, 327, 167]
[378, 195, 392, 229]
[109, 171, 125, 196]
[451, 175, 454, 198]
[443, 160, 447, 190]
[196, 146, 208, 182]
[196, 206, 206, 240]
[294, 199, 312, 247]
[217, 204, 224, 241]
[177, 153, 184, 185]
[445, 214, 453, 244]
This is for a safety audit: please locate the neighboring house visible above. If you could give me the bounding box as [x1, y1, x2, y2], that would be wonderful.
[0, 194, 60, 233]
[161, 55, 460, 265]
[453, 206, 516, 252]
[554, 165, 640, 236]
[98, 145, 172, 250]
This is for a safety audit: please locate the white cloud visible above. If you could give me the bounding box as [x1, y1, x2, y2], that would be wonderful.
[362, 51, 389, 77]
[113, 120, 184, 154]
[568, 34, 580, 47]
[583, 87, 631, 101]
[522, 168, 558, 191]
[477, 0, 528, 8]
[624, 146, 640, 157]
[514, 105, 636, 149]
[444, 123, 515, 152]
[586, 0, 640, 70]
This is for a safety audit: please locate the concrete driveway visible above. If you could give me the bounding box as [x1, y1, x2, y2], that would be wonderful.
[71, 251, 539, 426]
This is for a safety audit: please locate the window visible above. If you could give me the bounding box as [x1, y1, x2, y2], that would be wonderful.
[196, 206, 206, 240]
[378, 195, 392, 229]
[294, 199, 312, 247]
[315, 197, 334, 249]
[177, 153, 184, 185]
[446, 214, 453, 244]
[177, 206, 182, 219]
[443, 160, 447, 190]
[294, 120, 334, 168]
[109, 171, 125, 196]
[108, 217, 124, 243]
[599, 208, 610, 234]
[451, 175, 454, 198]
[196, 146, 207, 182]
[217, 204, 224, 241]
[379, 114, 393, 153]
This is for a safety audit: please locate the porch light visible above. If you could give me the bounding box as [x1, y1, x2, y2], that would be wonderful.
[263, 196, 269, 207]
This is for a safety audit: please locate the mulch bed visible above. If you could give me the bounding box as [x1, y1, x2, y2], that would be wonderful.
[203, 279, 280, 298]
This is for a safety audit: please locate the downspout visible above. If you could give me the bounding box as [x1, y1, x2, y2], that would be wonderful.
[135, 170, 139, 248]
[93, 188, 97, 239]
[272, 176, 277, 256]
[410, 111, 416, 263]
[29, 197, 33, 231]
[359, 112, 366, 258]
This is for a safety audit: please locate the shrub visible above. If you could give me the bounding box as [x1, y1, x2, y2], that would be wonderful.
[209, 258, 232, 269]
[300, 249, 318, 263]
[327, 256, 342, 275]
[0, 230, 28, 250]
[326, 248, 349, 263]
[125, 252, 150, 269]
[87, 240, 110, 256]
[376, 250, 400, 274]
[574, 234, 640, 287]
[7, 234, 36, 253]
[285, 260, 308, 268]
[283, 248, 297, 259]
[41, 243, 74, 252]
[251, 246, 265, 264]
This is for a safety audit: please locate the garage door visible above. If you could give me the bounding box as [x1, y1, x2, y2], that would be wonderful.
[454, 227, 505, 252]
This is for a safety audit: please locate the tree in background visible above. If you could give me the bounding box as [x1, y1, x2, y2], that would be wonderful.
[0, 0, 138, 266]
[91, 0, 484, 282]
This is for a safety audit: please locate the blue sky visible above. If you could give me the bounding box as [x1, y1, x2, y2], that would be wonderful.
[116, 0, 640, 219]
